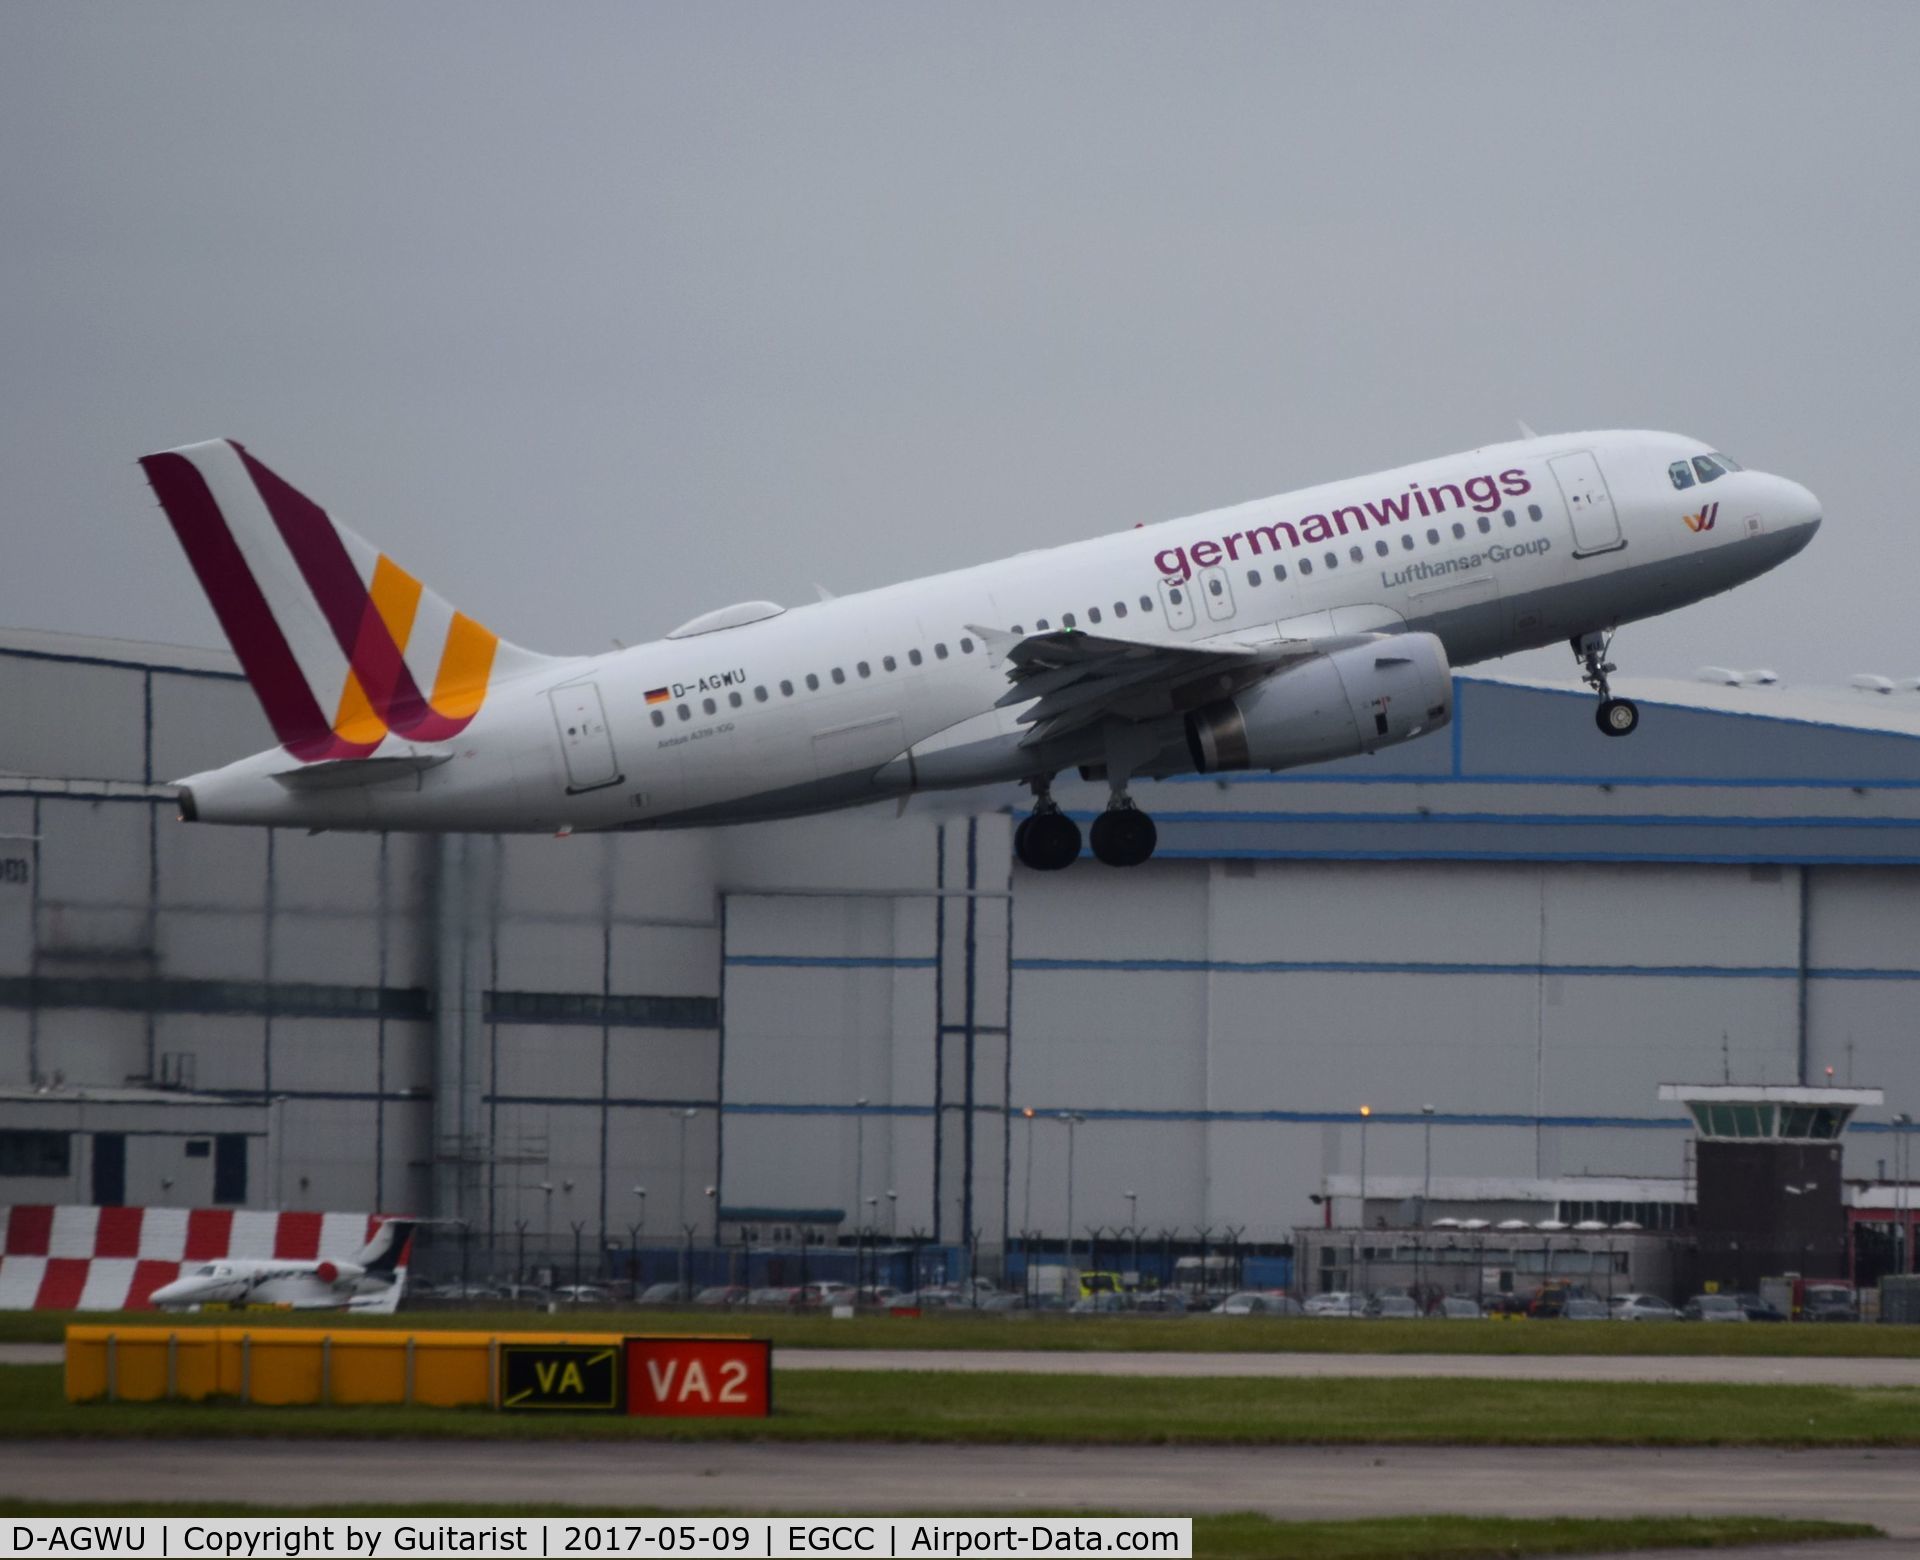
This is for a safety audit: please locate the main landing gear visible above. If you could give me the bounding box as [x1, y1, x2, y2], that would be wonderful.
[1014, 777, 1159, 870]
[1574, 630, 1639, 738]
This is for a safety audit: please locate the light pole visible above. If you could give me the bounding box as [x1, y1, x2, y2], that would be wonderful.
[1898, 1113, 1914, 1275]
[1125, 1191, 1140, 1278]
[1059, 1112, 1086, 1276]
[672, 1108, 699, 1235]
[1021, 1108, 1036, 1234]
[1357, 1106, 1370, 1296]
[631, 1185, 647, 1294]
[1421, 1104, 1436, 1216]
[854, 1097, 869, 1243]
[886, 1189, 898, 1241]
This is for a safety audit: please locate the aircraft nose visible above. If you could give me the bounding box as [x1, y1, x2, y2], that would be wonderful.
[1774, 476, 1822, 537]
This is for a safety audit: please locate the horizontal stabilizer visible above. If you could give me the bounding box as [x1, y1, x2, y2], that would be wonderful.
[270, 752, 452, 791]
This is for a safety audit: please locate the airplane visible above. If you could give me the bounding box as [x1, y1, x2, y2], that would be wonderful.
[141, 431, 1820, 870]
[147, 1218, 416, 1312]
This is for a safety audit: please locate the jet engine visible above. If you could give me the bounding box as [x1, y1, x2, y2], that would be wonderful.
[1184, 632, 1452, 774]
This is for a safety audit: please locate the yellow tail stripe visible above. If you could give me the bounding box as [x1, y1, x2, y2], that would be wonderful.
[331, 669, 389, 746]
[369, 555, 424, 652]
[431, 612, 499, 721]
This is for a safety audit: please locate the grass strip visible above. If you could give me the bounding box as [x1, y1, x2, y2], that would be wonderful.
[7, 1308, 1920, 1358]
[7, 1363, 1920, 1446]
[0, 1506, 1880, 1559]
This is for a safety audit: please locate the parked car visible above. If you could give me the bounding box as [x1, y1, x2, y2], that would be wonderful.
[1560, 1297, 1610, 1320]
[745, 1286, 803, 1308]
[800, 1281, 856, 1307]
[1214, 1290, 1304, 1317]
[853, 1285, 901, 1307]
[1365, 1293, 1420, 1319]
[692, 1285, 747, 1307]
[1305, 1290, 1362, 1317]
[1131, 1290, 1191, 1314]
[636, 1281, 687, 1305]
[1731, 1291, 1788, 1323]
[552, 1284, 613, 1304]
[1481, 1293, 1529, 1320]
[1611, 1293, 1681, 1321]
[1683, 1293, 1749, 1322]
[979, 1293, 1027, 1311]
[1438, 1295, 1484, 1319]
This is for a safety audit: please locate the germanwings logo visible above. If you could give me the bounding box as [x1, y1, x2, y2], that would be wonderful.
[140, 441, 500, 762]
[1683, 503, 1719, 533]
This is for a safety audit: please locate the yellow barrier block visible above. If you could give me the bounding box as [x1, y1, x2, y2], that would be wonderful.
[64, 1326, 626, 1407]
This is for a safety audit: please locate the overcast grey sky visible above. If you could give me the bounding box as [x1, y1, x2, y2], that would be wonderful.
[3, 3, 1915, 685]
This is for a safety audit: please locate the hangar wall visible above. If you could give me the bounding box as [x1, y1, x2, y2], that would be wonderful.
[4, 629, 1919, 1265]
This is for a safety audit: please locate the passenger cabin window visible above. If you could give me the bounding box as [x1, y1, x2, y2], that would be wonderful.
[1426, 528, 1440, 544]
[1298, 558, 1312, 575]
[651, 710, 665, 727]
[831, 668, 846, 684]
[1062, 613, 1076, 627]
[1503, 509, 1517, 526]
[1088, 607, 1101, 623]
[1669, 461, 1695, 490]
[1138, 595, 1152, 611]
[1451, 522, 1466, 540]
[677, 703, 691, 721]
[1401, 535, 1414, 550]
[1273, 563, 1288, 580]
[1476, 516, 1491, 533]
[703, 697, 717, 715]
[1247, 569, 1261, 585]
[780, 679, 794, 695]
[1323, 551, 1338, 568]
[1349, 545, 1364, 563]
[907, 650, 922, 666]
[1374, 540, 1389, 557]
[935, 643, 948, 659]
[728, 691, 742, 708]
[1035, 619, 1049, 630]
[1528, 504, 1543, 521]
[857, 661, 870, 678]
[1115, 601, 1128, 617]
[753, 686, 767, 702]
[883, 655, 896, 672]
[806, 673, 820, 690]
[960, 637, 975, 653]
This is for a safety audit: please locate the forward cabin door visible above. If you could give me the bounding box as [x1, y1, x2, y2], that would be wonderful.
[1551, 451, 1624, 556]
[549, 682, 623, 794]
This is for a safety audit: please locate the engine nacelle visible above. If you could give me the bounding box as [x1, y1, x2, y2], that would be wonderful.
[1184, 632, 1452, 774]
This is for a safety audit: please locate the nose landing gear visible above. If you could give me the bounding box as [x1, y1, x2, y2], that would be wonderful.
[1574, 631, 1639, 738]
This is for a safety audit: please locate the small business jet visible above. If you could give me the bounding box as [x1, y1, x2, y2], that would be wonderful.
[144, 431, 1818, 869]
[147, 1218, 415, 1312]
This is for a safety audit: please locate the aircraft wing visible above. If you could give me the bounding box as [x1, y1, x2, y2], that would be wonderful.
[964, 624, 1371, 747]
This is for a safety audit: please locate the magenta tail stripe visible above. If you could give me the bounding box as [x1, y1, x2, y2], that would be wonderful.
[237, 447, 433, 731]
[139, 452, 334, 757]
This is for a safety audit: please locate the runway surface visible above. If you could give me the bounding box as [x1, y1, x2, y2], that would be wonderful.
[8, 1342, 1920, 1384]
[4, 1442, 1918, 1538]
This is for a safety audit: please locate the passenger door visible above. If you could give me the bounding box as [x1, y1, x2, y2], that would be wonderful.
[1550, 451, 1624, 556]
[548, 682, 623, 794]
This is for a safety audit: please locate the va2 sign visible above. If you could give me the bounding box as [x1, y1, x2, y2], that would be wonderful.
[625, 1338, 772, 1417]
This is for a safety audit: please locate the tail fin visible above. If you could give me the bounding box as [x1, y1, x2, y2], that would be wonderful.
[139, 440, 553, 762]
[354, 1217, 417, 1275]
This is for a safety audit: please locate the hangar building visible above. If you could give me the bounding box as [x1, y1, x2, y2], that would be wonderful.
[3, 626, 1919, 1274]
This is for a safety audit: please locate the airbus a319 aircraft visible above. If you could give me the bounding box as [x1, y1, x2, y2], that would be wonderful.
[143, 431, 1819, 870]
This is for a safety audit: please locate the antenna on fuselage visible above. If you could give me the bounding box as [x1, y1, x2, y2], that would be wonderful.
[1516, 419, 1540, 440]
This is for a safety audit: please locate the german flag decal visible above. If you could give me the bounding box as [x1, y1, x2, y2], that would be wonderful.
[645, 687, 670, 705]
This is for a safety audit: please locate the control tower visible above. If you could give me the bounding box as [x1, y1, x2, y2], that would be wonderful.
[1659, 1084, 1883, 1292]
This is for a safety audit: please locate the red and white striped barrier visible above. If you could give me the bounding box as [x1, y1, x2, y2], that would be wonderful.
[0, 1205, 385, 1310]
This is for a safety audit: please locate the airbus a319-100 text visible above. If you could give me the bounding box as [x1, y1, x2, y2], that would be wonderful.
[143, 431, 1819, 869]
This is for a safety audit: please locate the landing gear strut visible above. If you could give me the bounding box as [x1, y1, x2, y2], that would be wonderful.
[1574, 631, 1639, 738]
[1013, 777, 1081, 872]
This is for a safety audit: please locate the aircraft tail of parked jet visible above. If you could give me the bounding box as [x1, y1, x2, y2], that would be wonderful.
[139, 440, 557, 765]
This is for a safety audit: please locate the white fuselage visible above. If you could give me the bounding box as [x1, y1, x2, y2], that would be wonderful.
[177, 430, 1821, 833]
[148, 1257, 396, 1311]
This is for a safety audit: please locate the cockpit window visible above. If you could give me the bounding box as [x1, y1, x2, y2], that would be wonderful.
[1669, 461, 1695, 491]
[1712, 452, 1742, 472]
[195, 1265, 217, 1276]
[1692, 455, 1727, 483]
